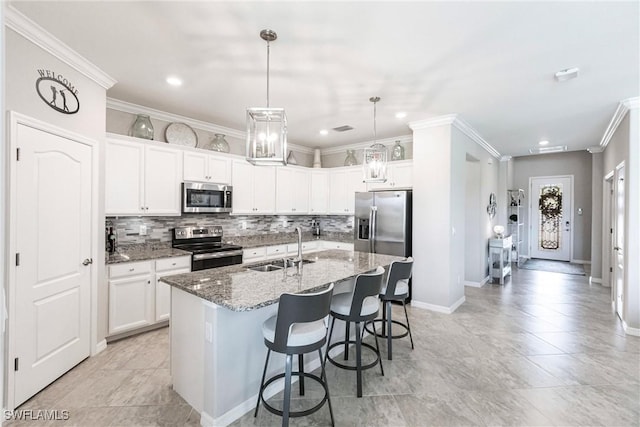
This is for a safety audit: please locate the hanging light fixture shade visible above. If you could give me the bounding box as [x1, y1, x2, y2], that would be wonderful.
[246, 29, 288, 166]
[363, 97, 388, 182]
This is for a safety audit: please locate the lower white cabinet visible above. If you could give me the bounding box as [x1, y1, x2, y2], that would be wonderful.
[108, 256, 191, 336]
[321, 241, 355, 251]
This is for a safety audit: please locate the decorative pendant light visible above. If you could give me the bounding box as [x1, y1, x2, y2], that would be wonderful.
[362, 96, 388, 182]
[246, 29, 288, 166]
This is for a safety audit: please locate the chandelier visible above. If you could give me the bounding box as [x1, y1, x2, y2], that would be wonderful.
[246, 29, 287, 166]
[362, 96, 388, 182]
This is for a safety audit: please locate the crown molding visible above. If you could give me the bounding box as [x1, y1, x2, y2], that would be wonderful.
[408, 114, 457, 131]
[599, 99, 634, 149]
[106, 98, 313, 154]
[587, 146, 604, 154]
[451, 116, 501, 158]
[5, 6, 116, 89]
[500, 156, 512, 162]
[408, 114, 501, 159]
[320, 134, 413, 155]
[622, 96, 639, 110]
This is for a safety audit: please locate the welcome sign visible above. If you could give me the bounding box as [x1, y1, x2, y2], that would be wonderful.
[35, 69, 80, 114]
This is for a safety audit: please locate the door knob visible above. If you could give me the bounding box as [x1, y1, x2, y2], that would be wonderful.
[82, 258, 93, 266]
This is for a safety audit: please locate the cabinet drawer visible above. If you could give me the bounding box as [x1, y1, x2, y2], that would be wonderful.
[287, 241, 319, 254]
[266, 245, 288, 257]
[322, 241, 354, 251]
[243, 247, 266, 262]
[156, 256, 191, 273]
[109, 261, 152, 279]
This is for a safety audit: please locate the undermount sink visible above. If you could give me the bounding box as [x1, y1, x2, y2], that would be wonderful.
[247, 264, 283, 272]
[270, 258, 316, 268]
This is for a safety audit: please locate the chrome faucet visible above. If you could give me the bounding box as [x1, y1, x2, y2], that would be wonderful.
[295, 226, 303, 262]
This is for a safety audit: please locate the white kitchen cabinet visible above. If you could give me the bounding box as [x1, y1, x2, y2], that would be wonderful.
[367, 161, 413, 190]
[276, 167, 310, 214]
[232, 160, 276, 214]
[322, 241, 354, 251]
[329, 167, 366, 215]
[287, 240, 320, 254]
[108, 256, 191, 336]
[309, 171, 329, 214]
[183, 151, 232, 184]
[105, 137, 183, 216]
[266, 245, 288, 257]
[243, 247, 267, 263]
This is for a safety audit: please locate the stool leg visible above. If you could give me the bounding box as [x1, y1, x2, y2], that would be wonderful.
[298, 354, 305, 396]
[344, 321, 350, 361]
[282, 354, 293, 427]
[254, 349, 271, 417]
[325, 317, 336, 367]
[386, 301, 393, 360]
[381, 303, 387, 336]
[370, 321, 384, 376]
[355, 321, 363, 398]
[318, 348, 335, 427]
[402, 300, 414, 349]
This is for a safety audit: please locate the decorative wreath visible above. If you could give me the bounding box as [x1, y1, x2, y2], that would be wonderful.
[539, 187, 562, 219]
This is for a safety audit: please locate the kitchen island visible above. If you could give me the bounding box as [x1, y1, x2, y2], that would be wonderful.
[160, 249, 404, 426]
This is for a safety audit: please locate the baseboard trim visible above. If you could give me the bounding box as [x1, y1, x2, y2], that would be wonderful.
[411, 295, 466, 314]
[571, 259, 591, 265]
[622, 321, 640, 337]
[589, 276, 603, 285]
[464, 276, 490, 288]
[201, 345, 330, 426]
[94, 339, 107, 355]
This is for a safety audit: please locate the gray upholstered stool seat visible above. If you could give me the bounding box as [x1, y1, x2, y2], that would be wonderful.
[325, 267, 385, 398]
[255, 284, 335, 427]
[365, 257, 414, 360]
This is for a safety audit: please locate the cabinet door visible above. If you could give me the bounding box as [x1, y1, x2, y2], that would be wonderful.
[253, 166, 276, 213]
[208, 156, 231, 184]
[105, 139, 145, 215]
[183, 151, 208, 182]
[275, 167, 294, 213]
[231, 161, 254, 214]
[108, 275, 153, 335]
[391, 163, 412, 188]
[155, 268, 189, 322]
[292, 169, 310, 213]
[309, 171, 328, 214]
[144, 145, 183, 215]
[344, 169, 366, 214]
[328, 172, 347, 214]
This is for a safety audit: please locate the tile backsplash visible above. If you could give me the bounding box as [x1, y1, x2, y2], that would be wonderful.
[106, 214, 354, 245]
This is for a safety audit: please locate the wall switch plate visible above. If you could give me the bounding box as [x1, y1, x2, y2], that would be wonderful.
[139, 225, 147, 236]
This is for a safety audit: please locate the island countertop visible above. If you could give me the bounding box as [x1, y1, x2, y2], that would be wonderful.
[160, 249, 404, 312]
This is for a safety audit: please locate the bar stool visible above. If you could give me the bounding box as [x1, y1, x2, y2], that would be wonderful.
[366, 257, 414, 360]
[254, 283, 335, 427]
[325, 267, 385, 398]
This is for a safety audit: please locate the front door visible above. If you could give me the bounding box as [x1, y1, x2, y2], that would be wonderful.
[530, 176, 572, 261]
[13, 123, 92, 407]
[614, 164, 625, 320]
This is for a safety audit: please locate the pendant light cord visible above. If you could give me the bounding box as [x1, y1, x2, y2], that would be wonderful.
[373, 99, 377, 143]
[266, 40, 270, 108]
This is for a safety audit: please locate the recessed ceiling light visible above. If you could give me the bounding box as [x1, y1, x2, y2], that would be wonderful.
[319, 129, 329, 136]
[166, 76, 183, 86]
[554, 67, 579, 81]
[395, 112, 407, 119]
[529, 145, 568, 154]
[538, 140, 549, 146]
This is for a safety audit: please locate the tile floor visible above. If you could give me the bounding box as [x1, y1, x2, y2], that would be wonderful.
[7, 266, 640, 426]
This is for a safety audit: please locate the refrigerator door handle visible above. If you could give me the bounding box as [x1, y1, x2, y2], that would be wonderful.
[370, 206, 377, 253]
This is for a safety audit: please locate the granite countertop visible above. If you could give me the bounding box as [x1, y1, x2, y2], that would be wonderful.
[106, 243, 191, 265]
[227, 231, 353, 249]
[160, 249, 402, 312]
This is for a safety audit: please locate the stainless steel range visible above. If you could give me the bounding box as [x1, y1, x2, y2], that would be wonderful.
[172, 226, 243, 271]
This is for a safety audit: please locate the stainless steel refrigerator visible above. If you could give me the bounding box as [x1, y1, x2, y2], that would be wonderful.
[354, 190, 412, 257]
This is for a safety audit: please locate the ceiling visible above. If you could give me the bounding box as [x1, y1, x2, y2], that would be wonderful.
[10, 1, 639, 157]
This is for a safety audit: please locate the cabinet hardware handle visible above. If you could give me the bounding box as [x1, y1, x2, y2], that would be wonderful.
[82, 258, 93, 266]
[141, 206, 145, 210]
[129, 268, 135, 271]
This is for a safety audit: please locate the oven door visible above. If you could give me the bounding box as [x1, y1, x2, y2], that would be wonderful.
[191, 249, 243, 271]
[183, 182, 232, 213]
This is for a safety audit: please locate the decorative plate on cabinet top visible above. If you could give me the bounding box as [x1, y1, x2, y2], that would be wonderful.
[165, 122, 198, 147]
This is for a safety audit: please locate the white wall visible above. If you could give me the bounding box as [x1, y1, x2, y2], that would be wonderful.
[465, 157, 482, 283]
[513, 151, 593, 262]
[590, 153, 604, 281]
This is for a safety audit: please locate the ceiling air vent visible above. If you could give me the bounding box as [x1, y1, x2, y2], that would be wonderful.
[332, 125, 354, 132]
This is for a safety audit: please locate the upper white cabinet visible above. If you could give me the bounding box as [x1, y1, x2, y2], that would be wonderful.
[367, 161, 413, 191]
[232, 160, 276, 214]
[106, 137, 183, 216]
[183, 151, 232, 184]
[276, 167, 310, 214]
[329, 168, 366, 214]
[309, 171, 329, 215]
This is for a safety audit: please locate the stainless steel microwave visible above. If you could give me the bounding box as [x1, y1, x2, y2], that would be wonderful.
[182, 182, 232, 213]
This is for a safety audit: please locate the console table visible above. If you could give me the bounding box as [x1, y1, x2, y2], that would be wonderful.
[489, 236, 512, 284]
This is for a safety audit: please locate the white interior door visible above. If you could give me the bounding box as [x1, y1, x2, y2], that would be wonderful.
[530, 176, 572, 261]
[14, 124, 92, 407]
[614, 165, 625, 319]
